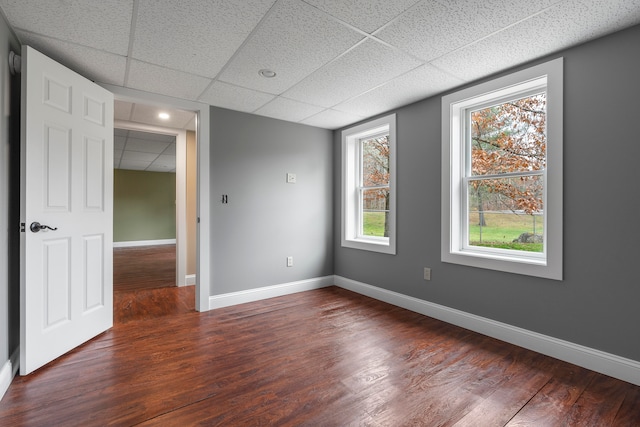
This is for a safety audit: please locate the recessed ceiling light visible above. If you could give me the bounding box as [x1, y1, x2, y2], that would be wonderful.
[258, 69, 276, 78]
[158, 112, 170, 120]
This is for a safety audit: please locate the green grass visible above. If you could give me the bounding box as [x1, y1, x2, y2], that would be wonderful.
[363, 212, 386, 237]
[469, 212, 543, 252]
[473, 241, 543, 252]
[362, 211, 542, 252]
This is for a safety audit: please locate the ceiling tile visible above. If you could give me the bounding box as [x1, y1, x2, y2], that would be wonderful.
[431, 2, 591, 82]
[254, 97, 325, 122]
[151, 155, 177, 167]
[218, 0, 364, 95]
[572, 0, 640, 38]
[334, 64, 463, 117]
[126, 60, 212, 101]
[114, 135, 126, 150]
[118, 159, 151, 171]
[163, 144, 176, 156]
[375, 0, 534, 62]
[446, 0, 558, 29]
[132, 0, 277, 77]
[284, 38, 422, 108]
[121, 151, 158, 162]
[303, 0, 421, 33]
[0, 0, 132, 55]
[124, 138, 170, 154]
[300, 109, 364, 129]
[16, 30, 126, 86]
[199, 81, 275, 113]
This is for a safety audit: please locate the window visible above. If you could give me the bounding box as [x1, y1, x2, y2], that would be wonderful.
[442, 58, 563, 280]
[342, 114, 396, 254]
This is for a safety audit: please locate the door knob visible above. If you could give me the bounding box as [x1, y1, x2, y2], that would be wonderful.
[30, 222, 58, 233]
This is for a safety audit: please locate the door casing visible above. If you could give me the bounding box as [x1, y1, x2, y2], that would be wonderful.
[105, 85, 211, 312]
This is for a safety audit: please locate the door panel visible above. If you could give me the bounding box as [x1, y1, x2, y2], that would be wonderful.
[20, 45, 114, 375]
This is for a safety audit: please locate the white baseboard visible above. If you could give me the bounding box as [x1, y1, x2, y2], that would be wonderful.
[184, 274, 196, 286]
[334, 275, 640, 387]
[0, 347, 19, 402]
[113, 239, 176, 248]
[209, 276, 334, 310]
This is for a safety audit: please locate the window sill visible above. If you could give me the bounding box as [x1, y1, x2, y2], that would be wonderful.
[443, 249, 561, 280]
[342, 237, 395, 255]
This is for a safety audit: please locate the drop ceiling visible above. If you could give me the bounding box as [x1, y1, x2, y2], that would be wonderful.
[114, 101, 195, 171]
[115, 128, 176, 172]
[1, 0, 640, 130]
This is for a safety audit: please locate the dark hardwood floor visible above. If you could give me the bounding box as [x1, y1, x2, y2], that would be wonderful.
[1, 286, 639, 426]
[113, 244, 176, 292]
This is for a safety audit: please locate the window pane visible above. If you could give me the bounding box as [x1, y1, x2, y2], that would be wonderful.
[362, 135, 389, 186]
[468, 175, 543, 252]
[470, 93, 546, 176]
[362, 187, 389, 237]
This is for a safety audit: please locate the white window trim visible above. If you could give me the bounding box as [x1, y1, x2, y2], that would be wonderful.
[342, 114, 396, 255]
[442, 58, 563, 280]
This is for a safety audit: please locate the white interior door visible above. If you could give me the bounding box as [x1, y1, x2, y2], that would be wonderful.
[20, 46, 114, 375]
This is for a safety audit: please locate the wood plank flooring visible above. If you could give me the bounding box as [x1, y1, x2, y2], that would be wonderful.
[113, 244, 176, 292]
[2, 286, 640, 426]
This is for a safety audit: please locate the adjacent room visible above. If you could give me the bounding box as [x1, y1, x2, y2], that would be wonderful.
[1, 1, 640, 425]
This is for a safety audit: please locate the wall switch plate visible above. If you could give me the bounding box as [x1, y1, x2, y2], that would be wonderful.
[287, 256, 293, 267]
[286, 173, 296, 184]
[424, 267, 431, 280]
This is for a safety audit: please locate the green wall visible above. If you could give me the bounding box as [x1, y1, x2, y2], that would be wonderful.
[114, 169, 176, 242]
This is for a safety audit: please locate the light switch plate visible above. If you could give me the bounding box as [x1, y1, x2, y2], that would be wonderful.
[287, 173, 296, 184]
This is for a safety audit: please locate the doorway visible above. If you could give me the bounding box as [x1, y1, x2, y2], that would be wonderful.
[104, 84, 211, 313]
[113, 126, 179, 293]
[112, 103, 196, 315]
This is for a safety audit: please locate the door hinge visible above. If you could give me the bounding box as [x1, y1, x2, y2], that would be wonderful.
[20, 222, 25, 232]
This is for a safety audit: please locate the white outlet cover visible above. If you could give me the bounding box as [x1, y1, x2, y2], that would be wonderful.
[287, 173, 296, 183]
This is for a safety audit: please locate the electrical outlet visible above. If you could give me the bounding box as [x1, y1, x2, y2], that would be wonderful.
[287, 256, 294, 267]
[424, 267, 431, 281]
[286, 173, 296, 184]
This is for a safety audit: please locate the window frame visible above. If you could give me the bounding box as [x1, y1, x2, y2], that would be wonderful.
[342, 114, 396, 255]
[442, 58, 563, 280]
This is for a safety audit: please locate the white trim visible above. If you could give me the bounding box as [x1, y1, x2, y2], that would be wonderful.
[185, 274, 196, 286]
[0, 347, 19, 402]
[209, 276, 334, 310]
[334, 276, 640, 386]
[341, 114, 396, 255]
[113, 239, 176, 248]
[441, 58, 563, 280]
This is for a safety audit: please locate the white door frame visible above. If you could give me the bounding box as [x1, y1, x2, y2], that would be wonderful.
[114, 120, 188, 287]
[103, 84, 210, 312]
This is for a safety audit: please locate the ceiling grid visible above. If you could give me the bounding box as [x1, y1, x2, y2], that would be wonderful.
[1, 0, 639, 130]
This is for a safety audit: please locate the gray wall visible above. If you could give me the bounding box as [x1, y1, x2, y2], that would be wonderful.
[334, 24, 640, 362]
[0, 14, 20, 373]
[210, 107, 333, 295]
